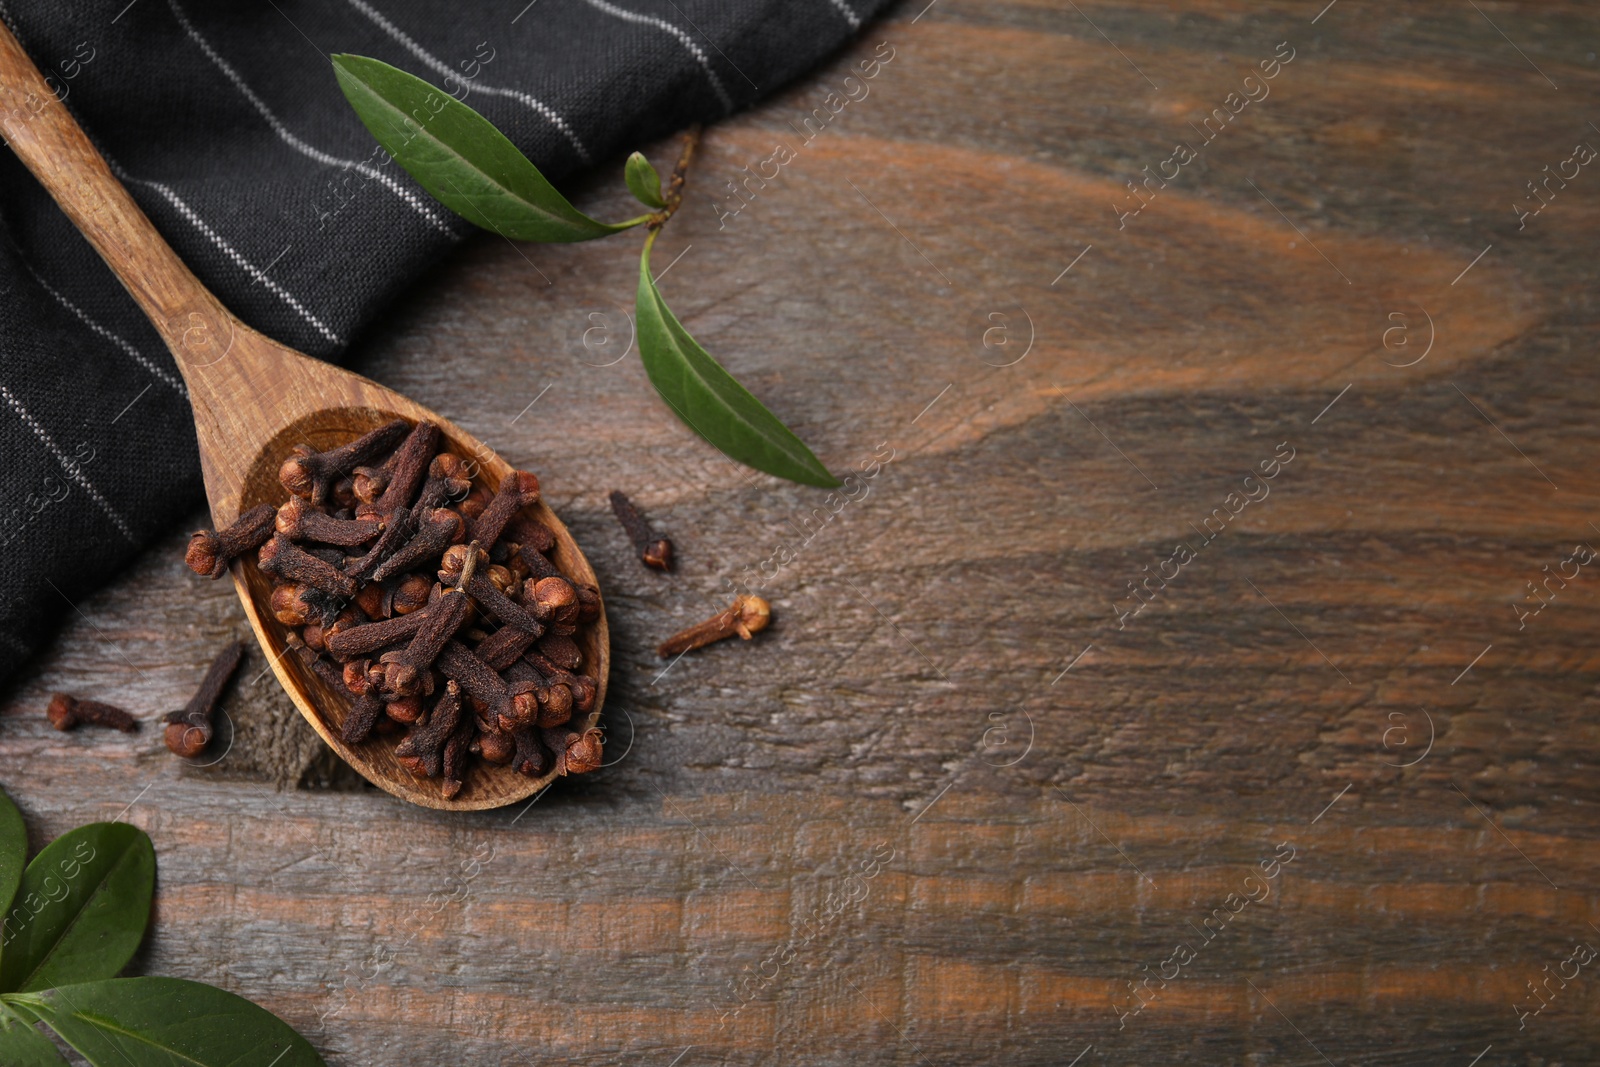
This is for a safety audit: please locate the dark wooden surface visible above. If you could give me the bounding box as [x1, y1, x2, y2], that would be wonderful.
[4, 1, 1600, 1063]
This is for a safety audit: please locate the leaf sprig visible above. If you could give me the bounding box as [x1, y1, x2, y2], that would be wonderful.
[0, 787, 324, 1066]
[330, 54, 840, 488]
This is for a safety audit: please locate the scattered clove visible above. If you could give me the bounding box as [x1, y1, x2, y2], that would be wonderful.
[47, 693, 138, 733]
[164, 640, 244, 758]
[185, 503, 276, 579]
[609, 490, 673, 571]
[657, 596, 771, 658]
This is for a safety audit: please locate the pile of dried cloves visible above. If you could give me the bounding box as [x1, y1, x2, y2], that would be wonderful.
[183, 418, 603, 799]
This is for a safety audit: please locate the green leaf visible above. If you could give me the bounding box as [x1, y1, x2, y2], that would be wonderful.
[329, 54, 647, 242]
[0, 824, 154, 994]
[0, 1001, 67, 1066]
[624, 151, 666, 209]
[0, 787, 27, 932]
[636, 231, 839, 487]
[16, 978, 325, 1067]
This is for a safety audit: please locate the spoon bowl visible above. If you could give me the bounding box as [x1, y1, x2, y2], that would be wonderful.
[231, 390, 608, 811]
[0, 22, 606, 809]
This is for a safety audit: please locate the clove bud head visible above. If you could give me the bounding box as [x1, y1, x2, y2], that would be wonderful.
[642, 538, 673, 572]
[184, 531, 225, 578]
[475, 727, 515, 764]
[163, 720, 211, 759]
[391, 574, 433, 615]
[527, 576, 578, 625]
[552, 727, 604, 775]
[277, 445, 319, 499]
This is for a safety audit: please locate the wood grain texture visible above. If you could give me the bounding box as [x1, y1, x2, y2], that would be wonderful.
[3, 1, 1600, 1063]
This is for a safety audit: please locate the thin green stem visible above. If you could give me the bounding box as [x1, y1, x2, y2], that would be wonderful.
[647, 124, 702, 231]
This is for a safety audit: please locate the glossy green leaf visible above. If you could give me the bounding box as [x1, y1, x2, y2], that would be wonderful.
[330, 54, 647, 242]
[0, 1000, 67, 1066]
[636, 231, 839, 487]
[0, 787, 26, 931]
[624, 151, 666, 209]
[0, 824, 154, 994]
[16, 978, 325, 1067]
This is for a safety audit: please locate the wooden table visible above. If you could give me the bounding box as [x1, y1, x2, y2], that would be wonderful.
[4, 1, 1598, 1062]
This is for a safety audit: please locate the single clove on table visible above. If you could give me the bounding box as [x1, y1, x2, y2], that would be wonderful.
[183, 418, 605, 799]
[657, 596, 771, 658]
[609, 490, 673, 572]
[164, 640, 245, 758]
[47, 694, 137, 732]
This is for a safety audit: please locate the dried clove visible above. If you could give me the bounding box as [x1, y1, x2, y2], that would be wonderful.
[657, 596, 771, 658]
[274, 498, 381, 547]
[343, 421, 442, 580]
[457, 484, 493, 520]
[524, 576, 578, 631]
[372, 421, 440, 512]
[536, 633, 583, 672]
[574, 583, 602, 624]
[503, 680, 541, 731]
[609, 490, 673, 571]
[390, 573, 433, 615]
[341, 689, 385, 745]
[325, 605, 429, 661]
[437, 640, 511, 724]
[466, 574, 542, 633]
[331, 477, 358, 511]
[164, 640, 244, 757]
[394, 680, 462, 779]
[469, 471, 541, 547]
[294, 641, 349, 696]
[411, 453, 472, 513]
[185, 503, 276, 579]
[270, 582, 335, 627]
[370, 508, 465, 583]
[438, 545, 542, 633]
[385, 691, 426, 724]
[504, 513, 555, 553]
[278, 419, 410, 504]
[475, 624, 540, 671]
[441, 714, 477, 798]
[542, 726, 604, 776]
[377, 591, 470, 698]
[258, 536, 358, 599]
[474, 723, 515, 765]
[47, 693, 137, 733]
[510, 727, 552, 777]
[518, 543, 564, 581]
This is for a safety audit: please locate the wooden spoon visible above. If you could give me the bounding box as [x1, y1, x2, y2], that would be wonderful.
[0, 23, 607, 810]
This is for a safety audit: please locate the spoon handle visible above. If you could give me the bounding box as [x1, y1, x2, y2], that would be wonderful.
[0, 20, 229, 362]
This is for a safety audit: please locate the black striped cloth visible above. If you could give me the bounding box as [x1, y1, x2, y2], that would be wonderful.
[0, 0, 885, 684]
